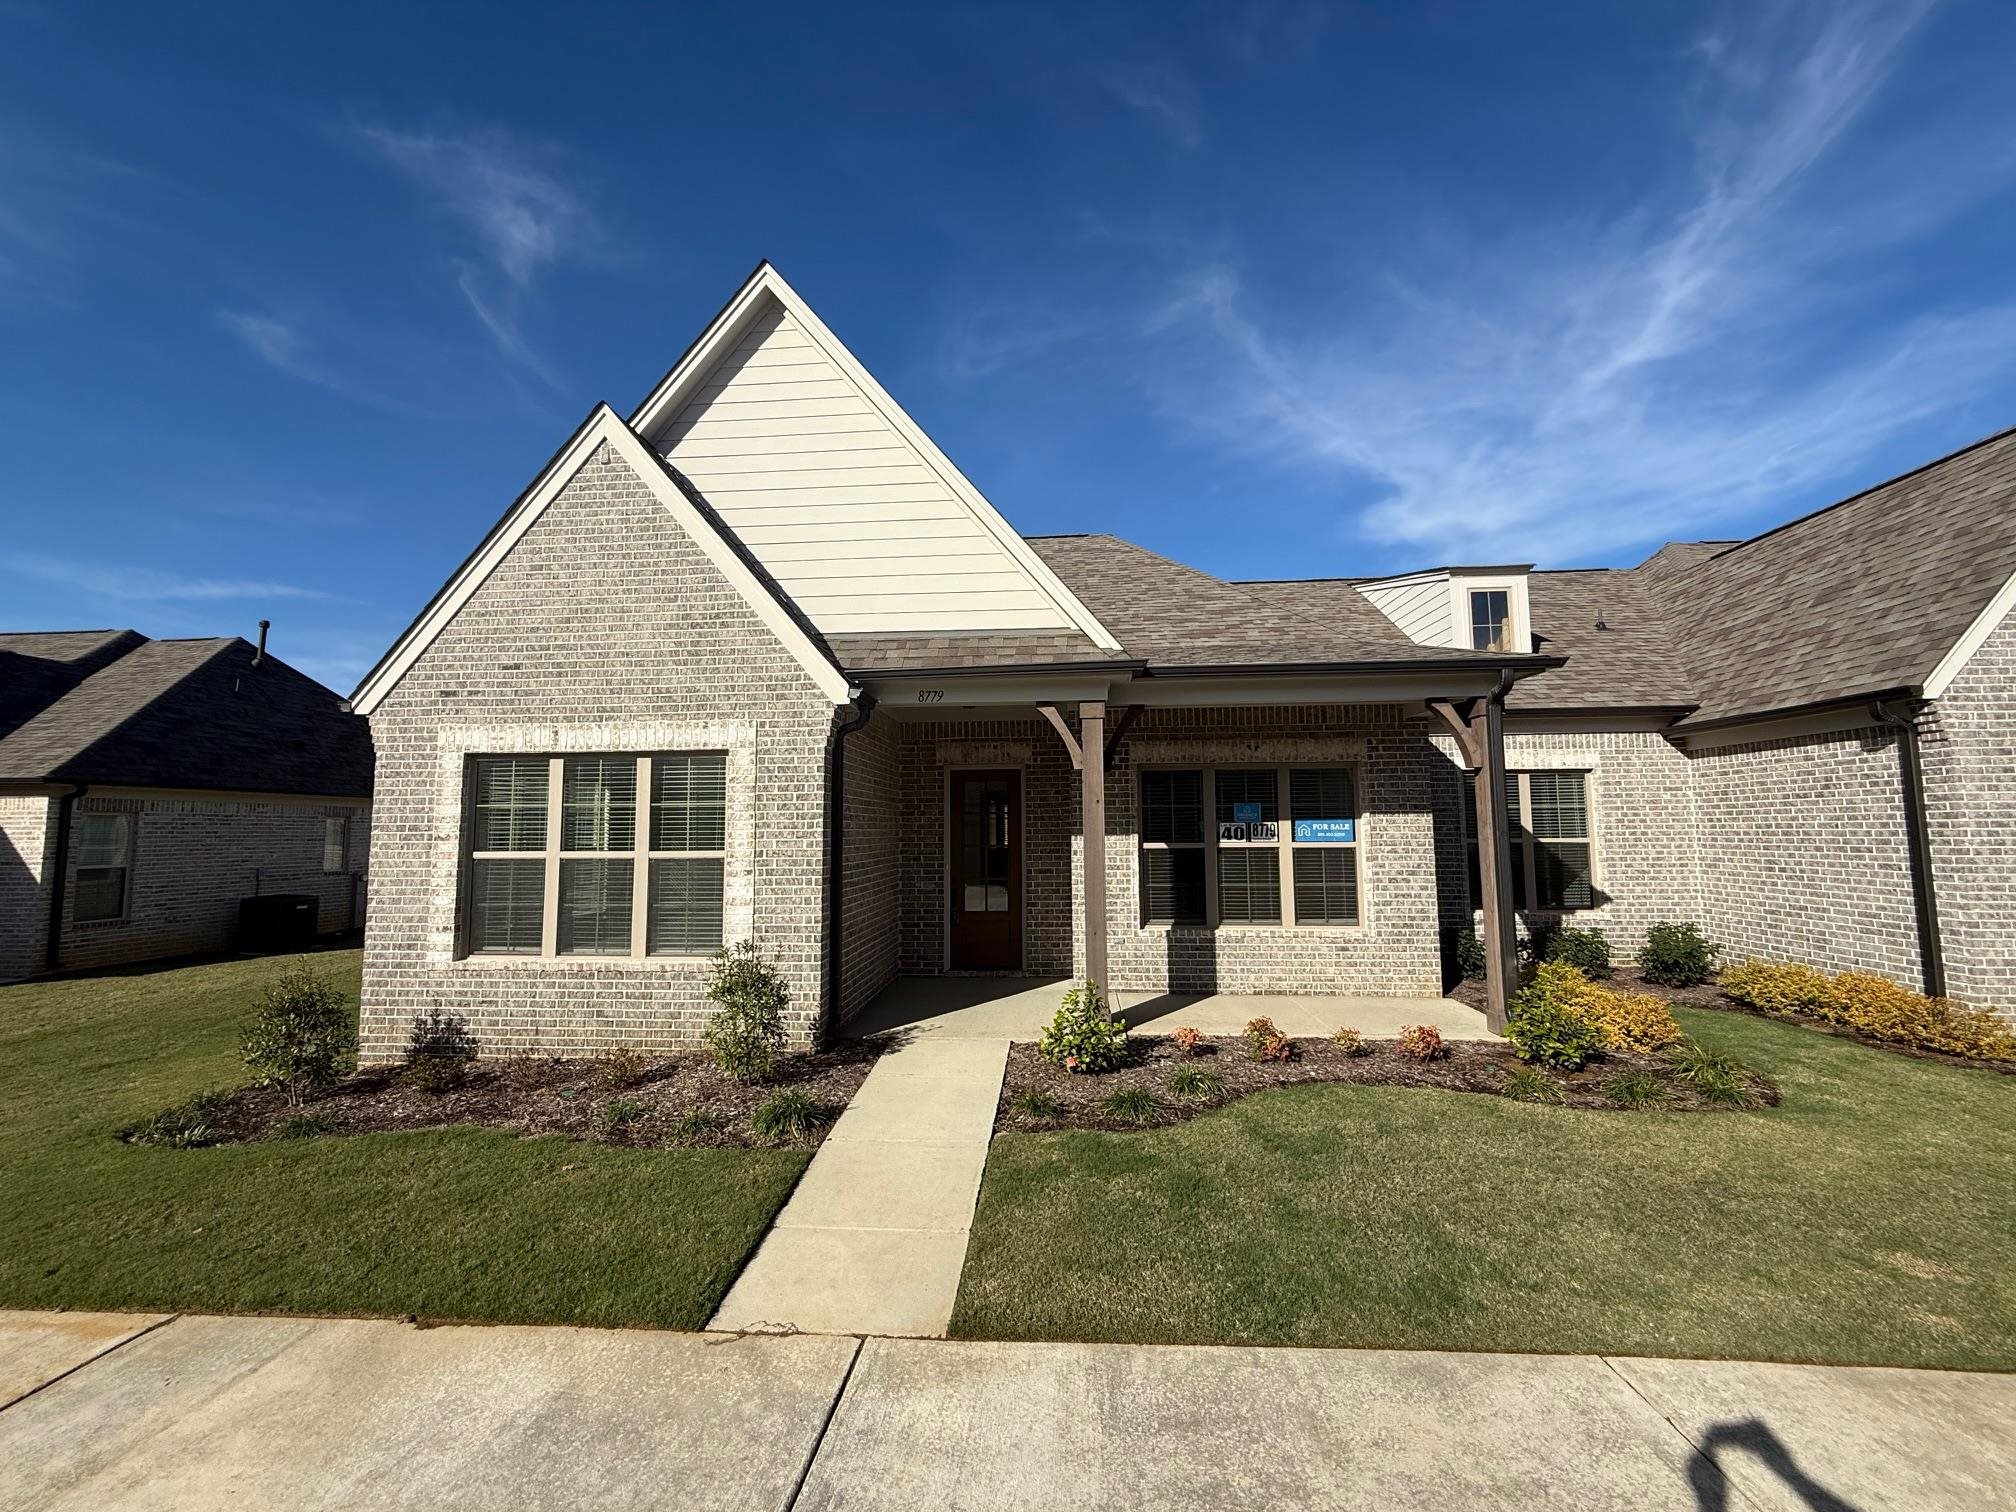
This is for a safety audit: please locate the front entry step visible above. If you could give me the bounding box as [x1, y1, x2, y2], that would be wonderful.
[708, 1036, 1009, 1338]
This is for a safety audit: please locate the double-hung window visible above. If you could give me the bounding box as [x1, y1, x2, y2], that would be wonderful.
[322, 816, 350, 874]
[464, 753, 726, 958]
[1464, 769, 1595, 911]
[1470, 589, 1512, 651]
[1140, 766, 1360, 927]
[73, 813, 131, 923]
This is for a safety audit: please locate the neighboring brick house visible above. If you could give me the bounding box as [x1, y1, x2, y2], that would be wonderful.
[348, 263, 2016, 1055]
[0, 629, 372, 982]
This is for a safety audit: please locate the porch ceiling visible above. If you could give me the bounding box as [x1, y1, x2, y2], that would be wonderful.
[845, 976, 1495, 1043]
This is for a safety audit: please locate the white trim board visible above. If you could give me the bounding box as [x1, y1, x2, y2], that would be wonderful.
[349, 406, 852, 714]
[1924, 567, 2016, 699]
[630, 263, 1121, 650]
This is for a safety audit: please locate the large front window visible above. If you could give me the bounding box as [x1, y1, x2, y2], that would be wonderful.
[464, 753, 725, 957]
[1140, 766, 1360, 927]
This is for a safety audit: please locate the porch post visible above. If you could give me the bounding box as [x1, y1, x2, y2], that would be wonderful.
[1474, 690, 1518, 1035]
[1079, 700, 1108, 1001]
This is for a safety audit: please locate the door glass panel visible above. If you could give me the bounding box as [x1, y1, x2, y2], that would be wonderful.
[959, 777, 1013, 913]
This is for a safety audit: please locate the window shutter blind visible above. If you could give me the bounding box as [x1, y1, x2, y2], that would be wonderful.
[471, 858, 543, 953]
[653, 754, 728, 851]
[474, 758, 549, 850]
[1289, 768, 1355, 822]
[563, 757, 637, 851]
[1141, 848, 1205, 925]
[558, 858, 633, 954]
[649, 857, 725, 953]
[1292, 848, 1358, 924]
[1140, 770, 1202, 844]
[1217, 848, 1281, 923]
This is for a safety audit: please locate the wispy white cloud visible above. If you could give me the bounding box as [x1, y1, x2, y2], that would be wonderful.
[216, 310, 339, 389]
[1099, 58, 1204, 149]
[348, 121, 600, 380]
[1126, 0, 2015, 565]
[4, 553, 341, 603]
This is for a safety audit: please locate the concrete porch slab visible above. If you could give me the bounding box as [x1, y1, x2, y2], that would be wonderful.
[0, 1310, 172, 1410]
[847, 975, 1493, 1043]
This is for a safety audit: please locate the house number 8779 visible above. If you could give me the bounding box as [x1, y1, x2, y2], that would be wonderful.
[916, 689, 945, 703]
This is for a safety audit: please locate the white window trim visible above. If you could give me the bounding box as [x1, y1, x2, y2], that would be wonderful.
[1447, 574, 1530, 654]
[427, 721, 755, 971]
[1139, 762, 1366, 932]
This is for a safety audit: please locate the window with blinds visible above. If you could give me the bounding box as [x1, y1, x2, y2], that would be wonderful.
[464, 753, 728, 957]
[73, 812, 132, 924]
[1464, 769, 1594, 911]
[1139, 765, 1360, 928]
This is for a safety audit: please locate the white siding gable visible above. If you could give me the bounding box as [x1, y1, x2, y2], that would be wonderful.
[647, 284, 1110, 640]
[1358, 569, 1532, 652]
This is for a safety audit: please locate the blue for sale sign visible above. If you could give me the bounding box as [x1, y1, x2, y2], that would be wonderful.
[1293, 818, 1356, 844]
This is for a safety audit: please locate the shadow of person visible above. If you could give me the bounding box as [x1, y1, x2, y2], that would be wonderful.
[1688, 1418, 1863, 1512]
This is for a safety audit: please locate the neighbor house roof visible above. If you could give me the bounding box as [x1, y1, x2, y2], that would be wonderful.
[0, 634, 371, 796]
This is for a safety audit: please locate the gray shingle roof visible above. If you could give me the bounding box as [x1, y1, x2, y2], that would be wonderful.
[1513, 569, 1696, 710]
[0, 635, 372, 796]
[0, 629, 146, 740]
[826, 632, 1122, 673]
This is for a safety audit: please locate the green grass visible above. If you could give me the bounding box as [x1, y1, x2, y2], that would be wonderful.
[953, 1009, 2016, 1368]
[0, 951, 806, 1330]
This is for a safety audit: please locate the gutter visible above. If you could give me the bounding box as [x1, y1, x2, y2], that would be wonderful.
[1870, 699, 1946, 998]
[1136, 654, 1567, 679]
[44, 784, 86, 972]
[1670, 687, 1918, 736]
[824, 691, 877, 1042]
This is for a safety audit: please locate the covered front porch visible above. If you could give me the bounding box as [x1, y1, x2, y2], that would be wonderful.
[843, 974, 1494, 1042]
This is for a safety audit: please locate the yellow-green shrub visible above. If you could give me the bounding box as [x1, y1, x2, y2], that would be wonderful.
[1581, 988, 1683, 1055]
[1720, 959, 1841, 1017]
[1723, 959, 2016, 1062]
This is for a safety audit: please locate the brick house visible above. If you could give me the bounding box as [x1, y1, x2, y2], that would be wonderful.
[347, 263, 2016, 1057]
[0, 629, 372, 982]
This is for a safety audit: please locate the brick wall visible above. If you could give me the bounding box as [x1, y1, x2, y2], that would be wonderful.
[1921, 601, 2016, 1013]
[0, 794, 55, 982]
[1689, 726, 1922, 985]
[359, 442, 840, 1062]
[1428, 727, 1704, 959]
[838, 711, 900, 1022]
[47, 792, 368, 974]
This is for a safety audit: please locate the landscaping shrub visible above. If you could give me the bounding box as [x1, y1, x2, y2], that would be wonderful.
[665, 1108, 725, 1141]
[1330, 1026, 1370, 1057]
[600, 1098, 646, 1131]
[1038, 980, 1128, 1073]
[1500, 1066, 1565, 1105]
[1639, 922, 1719, 986]
[1504, 963, 1606, 1069]
[1542, 925, 1613, 979]
[750, 1089, 828, 1144]
[1167, 1065, 1225, 1101]
[1396, 1024, 1447, 1062]
[119, 1090, 230, 1149]
[1243, 1017, 1297, 1062]
[704, 941, 790, 1084]
[1720, 960, 2016, 1062]
[598, 1046, 648, 1090]
[1012, 1089, 1065, 1121]
[1170, 1026, 1205, 1057]
[1604, 1069, 1670, 1109]
[1668, 1041, 1760, 1108]
[1581, 987, 1683, 1056]
[241, 964, 355, 1106]
[1453, 927, 1487, 981]
[267, 1113, 335, 1140]
[402, 1009, 479, 1093]
[1100, 1087, 1167, 1125]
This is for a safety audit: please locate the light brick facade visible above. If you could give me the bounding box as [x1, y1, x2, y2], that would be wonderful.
[0, 794, 55, 982]
[358, 444, 841, 1062]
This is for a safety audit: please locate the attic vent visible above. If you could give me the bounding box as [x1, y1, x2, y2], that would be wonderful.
[1595, 610, 1610, 631]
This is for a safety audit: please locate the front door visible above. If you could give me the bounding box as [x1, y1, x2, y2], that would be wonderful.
[949, 769, 1022, 970]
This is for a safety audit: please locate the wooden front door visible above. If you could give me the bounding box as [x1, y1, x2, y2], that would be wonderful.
[949, 769, 1022, 970]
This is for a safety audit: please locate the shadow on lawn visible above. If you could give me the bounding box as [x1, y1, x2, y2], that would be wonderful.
[1688, 1419, 1862, 1511]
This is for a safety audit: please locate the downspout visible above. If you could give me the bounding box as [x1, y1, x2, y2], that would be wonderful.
[1870, 699, 1945, 998]
[44, 784, 87, 972]
[824, 691, 877, 1043]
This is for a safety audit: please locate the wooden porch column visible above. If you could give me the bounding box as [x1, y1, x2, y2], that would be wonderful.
[1429, 687, 1518, 1034]
[1079, 700, 1108, 999]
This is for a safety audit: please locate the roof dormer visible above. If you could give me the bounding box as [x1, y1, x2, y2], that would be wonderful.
[1355, 565, 1534, 653]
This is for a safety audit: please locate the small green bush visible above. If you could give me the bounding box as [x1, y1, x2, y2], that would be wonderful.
[1668, 1041, 1761, 1108]
[601, 1098, 646, 1131]
[1500, 1066, 1565, 1105]
[704, 941, 789, 1084]
[1100, 1087, 1167, 1125]
[751, 1088, 828, 1144]
[241, 965, 355, 1106]
[1505, 963, 1606, 1069]
[1167, 1064, 1225, 1101]
[1330, 1027, 1370, 1057]
[1452, 928, 1487, 981]
[665, 1108, 725, 1141]
[1038, 980, 1129, 1073]
[1604, 1069, 1671, 1109]
[268, 1113, 335, 1140]
[1542, 926, 1613, 979]
[1011, 1088, 1065, 1121]
[401, 1009, 479, 1094]
[1639, 922, 1719, 986]
[120, 1090, 231, 1148]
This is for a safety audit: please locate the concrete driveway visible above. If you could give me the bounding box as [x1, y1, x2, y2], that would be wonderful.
[5, 1310, 2013, 1511]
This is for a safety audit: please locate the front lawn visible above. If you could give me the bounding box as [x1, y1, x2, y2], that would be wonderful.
[0, 951, 806, 1329]
[953, 1008, 2016, 1368]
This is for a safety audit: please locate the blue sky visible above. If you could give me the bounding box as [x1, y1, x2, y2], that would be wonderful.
[5, 1, 2016, 691]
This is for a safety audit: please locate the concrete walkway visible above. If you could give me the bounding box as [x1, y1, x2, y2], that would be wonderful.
[708, 1034, 1009, 1338]
[6, 1310, 2013, 1511]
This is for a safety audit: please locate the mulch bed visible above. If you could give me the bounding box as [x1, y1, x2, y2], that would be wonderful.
[176, 1040, 887, 1150]
[995, 1032, 1775, 1135]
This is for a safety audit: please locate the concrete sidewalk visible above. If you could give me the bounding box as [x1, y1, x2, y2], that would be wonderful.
[5, 1310, 2013, 1511]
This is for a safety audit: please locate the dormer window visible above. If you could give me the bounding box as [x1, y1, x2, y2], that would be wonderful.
[1470, 589, 1512, 651]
